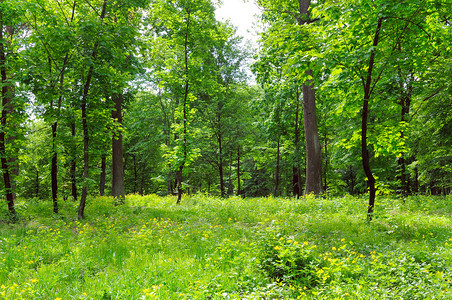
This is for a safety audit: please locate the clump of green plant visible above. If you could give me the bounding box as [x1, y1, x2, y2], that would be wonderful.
[257, 222, 322, 289]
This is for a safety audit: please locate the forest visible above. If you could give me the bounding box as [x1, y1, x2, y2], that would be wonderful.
[0, 0, 451, 218]
[1, 0, 452, 298]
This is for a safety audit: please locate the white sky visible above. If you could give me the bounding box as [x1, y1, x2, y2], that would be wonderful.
[215, 0, 261, 47]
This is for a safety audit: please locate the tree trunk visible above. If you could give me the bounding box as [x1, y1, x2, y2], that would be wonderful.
[293, 89, 302, 198]
[175, 8, 191, 205]
[218, 130, 225, 198]
[227, 152, 233, 195]
[323, 132, 328, 191]
[111, 93, 125, 204]
[397, 74, 412, 196]
[274, 138, 281, 196]
[99, 154, 106, 196]
[132, 154, 138, 193]
[361, 17, 383, 222]
[302, 75, 323, 195]
[297, 0, 323, 196]
[70, 122, 78, 201]
[35, 168, 40, 198]
[49, 3, 74, 213]
[78, 0, 108, 219]
[139, 164, 146, 195]
[237, 146, 241, 196]
[0, 13, 16, 218]
[51, 122, 59, 213]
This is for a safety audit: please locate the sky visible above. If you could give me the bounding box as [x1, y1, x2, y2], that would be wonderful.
[215, 0, 261, 47]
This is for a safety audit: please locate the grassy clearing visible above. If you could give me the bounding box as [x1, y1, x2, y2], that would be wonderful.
[0, 194, 451, 299]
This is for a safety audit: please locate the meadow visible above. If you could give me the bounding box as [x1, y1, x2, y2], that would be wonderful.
[0, 194, 451, 299]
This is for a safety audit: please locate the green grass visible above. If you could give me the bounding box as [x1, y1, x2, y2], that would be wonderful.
[0, 194, 451, 299]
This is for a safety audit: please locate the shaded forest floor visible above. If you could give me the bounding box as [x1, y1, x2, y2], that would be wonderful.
[1, 194, 451, 299]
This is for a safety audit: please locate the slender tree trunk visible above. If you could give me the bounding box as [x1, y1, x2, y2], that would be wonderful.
[293, 89, 301, 198]
[413, 159, 419, 194]
[49, 3, 74, 214]
[99, 154, 106, 196]
[218, 129, 225, 198]
[133, 154, 138, 193]
[78, 0, 108, 219]
[237, 146, 241, 196]
[323, 132, 328, 191]
[397, 74, 412, 196]
[274, 137, 281, 196]
[0, 13, 16, 218]
[51, 122, 59, 212]
[111, 93, 125, 204]
[361, 17, 383, 222]
[35, 168, 40, 198]
[139, 164, 146, 195]
[70, 122, 78, 201]
[176, 9, 191, 205]
[227, 151, 233, 195]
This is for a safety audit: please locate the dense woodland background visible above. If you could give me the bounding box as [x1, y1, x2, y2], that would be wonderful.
[1, 0, 451, 219]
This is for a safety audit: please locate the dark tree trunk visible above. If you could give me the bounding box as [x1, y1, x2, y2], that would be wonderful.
[0, 14, 16, 218]
[70, 122, 78, 201]
[176, 8, 191, 205]
[293, 89, 302, 198]
[176, 167, 183, 204]
[361, 17, 383, 221]
[237, 146, 241, 196]
[133, 154, 138, 193]
[274, 138, 281, 196]
[227, 152, 233, 195]
[218, 130, 225, 198]
[139, 164, 146, 195]
[323, 132, 328, 191]
[49, 3, 74, 213]
[51, 122, 59, 213]
[413, 160, 419, 193]
[397, 73, 412, 196]
[111, 93, 125, 204]
[79, 97, 90, 219]
[78, 0, 108, 219]
[35, 168, 40, 198]
[99, 154, 106, 196]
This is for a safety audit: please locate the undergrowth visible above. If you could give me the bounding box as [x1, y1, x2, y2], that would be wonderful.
[0, 194, 451, 299]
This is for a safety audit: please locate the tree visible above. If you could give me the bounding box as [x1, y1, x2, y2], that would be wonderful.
[255, 0, 324, 196]
[314, 0, 450, 218]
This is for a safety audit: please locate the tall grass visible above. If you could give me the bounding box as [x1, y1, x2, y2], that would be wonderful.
[0, 194, 451, 299]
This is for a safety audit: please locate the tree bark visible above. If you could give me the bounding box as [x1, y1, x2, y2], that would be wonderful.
[397, 72, 413, 196]
[293, 89, 302, 198]
[51, 122, 59, 212]
[274, 137, 281, 196]
[70, 122, 78, 201]
[298, 0, 323, 196]
[176, 8, 191, 205]
[218, 124, 225, 198]
[323, 132, 328, 191]
[237, 146, 241, 196]
[35, 168, 40, 198]
[361, 17, 383, 222]
[303, 74, 323, 195]
[99, 154, 106, 196]
[78, 0, 108, 219]
[0, 11, 16, 218]
[50, 2, 74, 213]
[111, 93, 125, 203]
